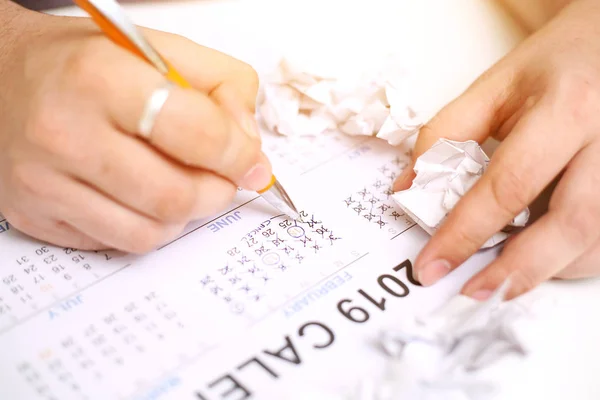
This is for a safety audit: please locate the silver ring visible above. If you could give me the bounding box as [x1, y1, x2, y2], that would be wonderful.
[137, 82, 174, 138]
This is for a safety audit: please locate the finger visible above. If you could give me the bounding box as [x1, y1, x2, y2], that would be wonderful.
[205, 82, 273, 193]
[10, 163, 184, 253]
[70, 37, 269, 191]
[62, 183, 186, 254]
[5, 166, 106, 249]
[141, 85, 270, 191]
[461, 142, 600, 299]
[58, 124, 237, 224]
[554, 238, 600, 280]
[413, 103, 586, 286]
[145, 29, 260, 112]
[210, 83, 262, 142]
[145, 29, 264, 167]
[147, 31, 262, 138]
[460, 210, 588, 301]
[4, 210, 105, 251]
[392, 61, 520, 192]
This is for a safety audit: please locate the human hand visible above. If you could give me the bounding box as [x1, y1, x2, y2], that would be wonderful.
[0, 10, 270, 253]
[393, 0, 600, 300]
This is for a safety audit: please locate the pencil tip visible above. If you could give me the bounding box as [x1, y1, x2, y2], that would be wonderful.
[290, 210, 302, 222]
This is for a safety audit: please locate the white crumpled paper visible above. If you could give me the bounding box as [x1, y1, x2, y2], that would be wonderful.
[295, 280, 539, 400]
[257, 56, 425, 146]
[347, 280, 532, 400]
[392, 139, 530, 248]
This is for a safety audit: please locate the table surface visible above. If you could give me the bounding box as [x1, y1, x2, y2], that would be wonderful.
[46, 1, 600, 398]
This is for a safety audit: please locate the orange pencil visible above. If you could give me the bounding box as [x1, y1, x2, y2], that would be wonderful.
[73, 0, 300, 220]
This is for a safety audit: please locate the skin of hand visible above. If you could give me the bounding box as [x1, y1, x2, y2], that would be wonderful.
[393, 0, 600, 300]
[0, 3, 272, 253]
[498, 0, 575, 31]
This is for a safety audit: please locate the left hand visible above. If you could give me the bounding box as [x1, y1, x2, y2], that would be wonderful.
[393, 0, 600, 300]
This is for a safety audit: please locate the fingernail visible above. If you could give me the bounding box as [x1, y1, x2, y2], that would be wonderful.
[240, 162, 272, 191]
[470, 289, 493, 301]
[417, 259, 451, 286]
[241, 112, 260, 139]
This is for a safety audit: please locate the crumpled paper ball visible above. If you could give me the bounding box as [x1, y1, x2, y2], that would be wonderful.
[256, 56, 426, 146]
[392, 139, 530, 248]
[296, 280, 544, 400]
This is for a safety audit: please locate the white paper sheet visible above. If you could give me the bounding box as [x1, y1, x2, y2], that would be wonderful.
[392, 139, 530, 248]
[0, 130, 511, 400]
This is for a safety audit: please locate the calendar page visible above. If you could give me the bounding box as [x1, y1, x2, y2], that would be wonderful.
[0, 129, 499, 400]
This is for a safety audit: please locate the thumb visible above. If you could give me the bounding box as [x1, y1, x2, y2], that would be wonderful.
[392, 67, 516, 192]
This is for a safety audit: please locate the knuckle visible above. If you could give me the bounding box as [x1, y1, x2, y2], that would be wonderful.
[152, 182, 197, 222]
[63, 40, 108, 94]
[452, 226, 483, 257]
[552, 70, 600, 132]
[168, 94, 231, 165]
[557, 206, 598, 251]
[490, 167, 532, 218]
[202, 117, 231, 156]
[25, 106, 85, 163]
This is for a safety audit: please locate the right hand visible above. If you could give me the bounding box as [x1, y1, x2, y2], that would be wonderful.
[0, 9, 271, 253]
[392, 0, 600, 299]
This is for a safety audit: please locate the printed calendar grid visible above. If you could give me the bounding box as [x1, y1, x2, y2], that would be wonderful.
[342, 154, 417, 240]
[12, 290, 209, 400]
[125, 249, 372, 400]
[0, 262, 132, 337]
[199, 210, 349, 317]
